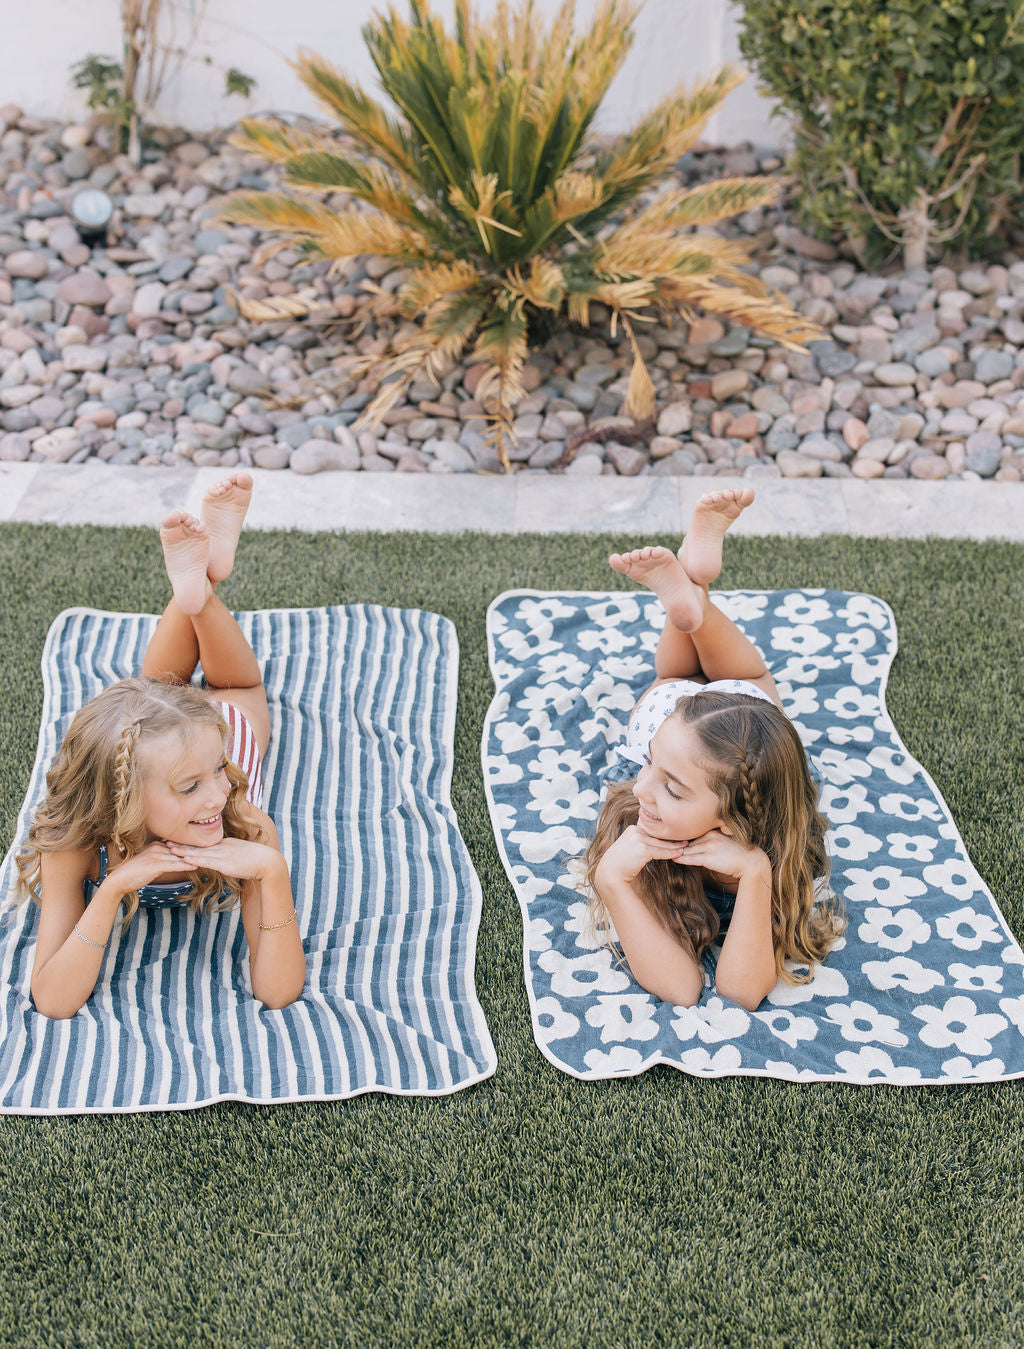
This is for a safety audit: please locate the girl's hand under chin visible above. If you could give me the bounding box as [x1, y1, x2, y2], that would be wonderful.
[674, 829, 770, 884]
[163, 836, 283, 881]
[107, 840, 195, 890]
[597, 823, 689, 885]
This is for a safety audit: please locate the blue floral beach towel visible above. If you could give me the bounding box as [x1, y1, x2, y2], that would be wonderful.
[0, 605, 496, 1113]
[483, 588, 1024, 1084]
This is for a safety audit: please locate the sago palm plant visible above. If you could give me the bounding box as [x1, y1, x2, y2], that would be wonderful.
[220, 0, 818, 468]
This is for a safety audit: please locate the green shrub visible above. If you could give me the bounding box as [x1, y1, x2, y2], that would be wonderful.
[738, 0, 1024, 266]
[220, 0, 817, 466]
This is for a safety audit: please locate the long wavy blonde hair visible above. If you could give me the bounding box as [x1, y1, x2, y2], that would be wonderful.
[583, 689, 845, 985]
[15, 677, 264, 924]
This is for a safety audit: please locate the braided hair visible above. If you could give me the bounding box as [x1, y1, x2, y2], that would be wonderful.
[111, 718, 143, 856]
[15, 676, 260, 923]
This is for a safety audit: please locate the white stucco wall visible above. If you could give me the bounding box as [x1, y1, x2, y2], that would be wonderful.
[7, 0, 785, 146]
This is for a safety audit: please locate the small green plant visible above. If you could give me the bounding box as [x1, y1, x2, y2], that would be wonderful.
[71, 2, 256, 161]
[70, 54, 132, 133]
[220, 0, 818, 467]
[738, 0, 1024, 266]
[224, 67, 257, 98]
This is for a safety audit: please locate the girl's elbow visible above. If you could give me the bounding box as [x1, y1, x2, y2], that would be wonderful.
[643, 969, 703, 1008]
[31, 993, 83, 1021]
[254, 973, 305, 1010]
[260, 990, 302, 1011]
[714, 973, 772, 1012]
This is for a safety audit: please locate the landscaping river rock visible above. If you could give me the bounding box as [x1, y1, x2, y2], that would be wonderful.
[1, 107, 1023, 481]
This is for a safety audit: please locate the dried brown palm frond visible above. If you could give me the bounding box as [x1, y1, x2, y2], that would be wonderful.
[634, 177, 782, 231]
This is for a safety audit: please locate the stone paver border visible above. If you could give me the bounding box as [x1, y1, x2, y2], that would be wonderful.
[1, 464, 1022, 540]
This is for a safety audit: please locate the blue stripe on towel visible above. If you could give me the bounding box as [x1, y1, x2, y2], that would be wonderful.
[483, 588, 1024, 1086]
[0, 605, 495, 1113]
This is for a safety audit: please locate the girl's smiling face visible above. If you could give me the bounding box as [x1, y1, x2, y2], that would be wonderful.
[634, 716, 725, 843]
[137, 725, 231, 845]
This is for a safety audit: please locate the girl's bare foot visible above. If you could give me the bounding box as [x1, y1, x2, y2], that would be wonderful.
[678, 488, 754, 587]
[609, 546, 704, 632]
[160, 512, 212, 617]
[201, 472, 253, 584]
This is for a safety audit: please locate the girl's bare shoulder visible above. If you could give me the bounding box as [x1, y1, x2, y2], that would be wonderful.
[238, 801, 280, 847]
[39, 845, 97, 884]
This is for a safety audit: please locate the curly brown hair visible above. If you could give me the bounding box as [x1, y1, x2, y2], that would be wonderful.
[582, 689, 845, 984]
[15, 677, 264, 924]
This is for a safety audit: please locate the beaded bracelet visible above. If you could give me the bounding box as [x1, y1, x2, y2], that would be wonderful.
[73, 922, 107, 950]
[259, 909, 297, 932]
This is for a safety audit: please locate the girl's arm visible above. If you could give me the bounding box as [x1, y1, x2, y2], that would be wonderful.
[167, 808, 305, 1009]
[593, 826, 706, 1008]
[676, 832, 777, 1011]
[238, 812, 305, 1009]
[31, 843, 194, 1019]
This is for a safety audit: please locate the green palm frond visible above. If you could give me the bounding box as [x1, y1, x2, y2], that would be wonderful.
[282, 153, 457, 242]
[293, 50, 425, 183]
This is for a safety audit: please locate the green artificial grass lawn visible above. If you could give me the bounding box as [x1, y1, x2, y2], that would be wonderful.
[0, 522, 1022, 1349]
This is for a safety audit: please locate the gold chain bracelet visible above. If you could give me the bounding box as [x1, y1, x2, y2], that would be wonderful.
[259, 909, 297, 932]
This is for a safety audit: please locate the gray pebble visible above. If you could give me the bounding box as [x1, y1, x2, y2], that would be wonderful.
[426, 438, 475, 472]
[0, 432, 31, 460]
[973, 349, 1015, 384]
[914, 349, 951, 378]
[62, 147, 92, 180]
[189, 399, 226, 426]
[798, 436, 845, 462]
[606, 442, 647, 476]
[775, 450, 823, 478]
[194, 228, 229, 254]
[528, 441, 564, 469]
[764, 424, 799, 455]
[252, 442, 292, 470]
[651, 449, 697, 475]
[710, 327, 750, 357]
[158, 257, 194, 284]
[811, 342, 857, 377]
[278, 421, 314, 449]
[657, 403, 692, 437]
[290, 437, 359, 473]
[964, 431, 1002, 477]
[866, 408, 902, 440]
[564, 452, 604, 476]
[892, 324, 941, 359]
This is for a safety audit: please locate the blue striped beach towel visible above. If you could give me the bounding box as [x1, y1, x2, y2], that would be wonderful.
[0, 605, 496, 1113]
[483, 588, 1024, 1085]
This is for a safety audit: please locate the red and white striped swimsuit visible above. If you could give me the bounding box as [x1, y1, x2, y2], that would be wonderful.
[219, 701, 264, 809]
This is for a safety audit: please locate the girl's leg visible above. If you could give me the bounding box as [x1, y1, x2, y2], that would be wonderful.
[141, 600, 201, 684]
[189, 591, 269, 753]
[688, 588, 780, 705]
[609, 489, 755, 681]
[149, 507, 270, 753]
[652, 619, 702, 681]
[141, 512, 207, 683]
